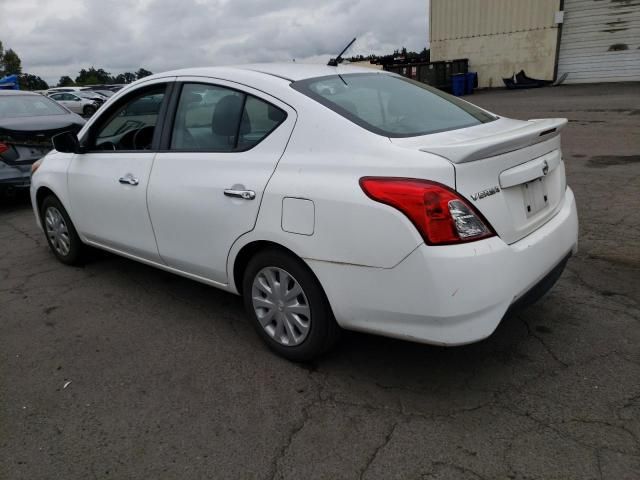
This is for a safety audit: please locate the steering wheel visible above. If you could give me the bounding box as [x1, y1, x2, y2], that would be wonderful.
[133, 126, 155, 150]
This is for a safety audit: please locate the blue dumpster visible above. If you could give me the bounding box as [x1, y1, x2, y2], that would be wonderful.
[465, 72, 477, 94]
[451, 73, 465, 96]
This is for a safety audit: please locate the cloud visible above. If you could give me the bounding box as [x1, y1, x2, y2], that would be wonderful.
[0, 0, 429, 85]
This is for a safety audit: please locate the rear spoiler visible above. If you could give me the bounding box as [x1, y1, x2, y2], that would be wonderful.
[419, 118, 568, 164]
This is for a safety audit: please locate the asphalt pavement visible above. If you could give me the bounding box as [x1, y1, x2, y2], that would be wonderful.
[1, 82, 639, 479]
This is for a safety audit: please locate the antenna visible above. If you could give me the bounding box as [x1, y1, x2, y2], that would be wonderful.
[328, 37, 357, 67]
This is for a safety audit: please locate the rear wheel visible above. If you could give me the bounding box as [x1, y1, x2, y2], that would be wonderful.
[40, 195, 84, 265]
[83, 104, 96, 116]
[242, 249, 340, 361]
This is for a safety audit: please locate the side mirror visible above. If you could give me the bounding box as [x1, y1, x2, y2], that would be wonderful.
[52, 131, 81, 154]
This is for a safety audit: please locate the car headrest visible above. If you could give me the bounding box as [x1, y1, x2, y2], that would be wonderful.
[212, 95, 250, 137]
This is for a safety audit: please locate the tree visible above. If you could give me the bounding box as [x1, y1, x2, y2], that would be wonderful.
[19, 73, 48, 91]
[113, 71, 136, 84]
[57, 76, 75, 87]
[2, 48, 22, 75]
[75, 67, 112, 85]
[135, 68, 152, 80]
[0, 41, 4, 77]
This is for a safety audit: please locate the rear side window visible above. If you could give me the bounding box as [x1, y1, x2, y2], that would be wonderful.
[170, 83, 287, 152]
[291, 73, 495, 137]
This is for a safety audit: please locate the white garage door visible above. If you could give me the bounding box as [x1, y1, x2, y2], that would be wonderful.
[557, 0, 640, 83]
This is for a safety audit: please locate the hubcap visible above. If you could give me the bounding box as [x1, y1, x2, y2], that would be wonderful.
[44, 206, 71, 257]
[251, 267, 311, 346]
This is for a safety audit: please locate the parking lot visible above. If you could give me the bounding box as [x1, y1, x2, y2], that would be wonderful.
[1, 82, 639, 479]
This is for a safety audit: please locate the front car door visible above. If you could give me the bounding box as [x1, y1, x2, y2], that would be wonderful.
[147, 78, 296, 284]
[67, 78, 174, 262]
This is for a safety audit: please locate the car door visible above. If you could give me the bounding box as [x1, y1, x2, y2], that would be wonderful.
[50, 93, 72, 111]
[147, 79, 296, 284]
[67, 78, 175, 262]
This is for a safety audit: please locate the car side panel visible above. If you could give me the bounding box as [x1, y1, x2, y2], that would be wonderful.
[30, 151, 74, 230]
[226, 104, 457, 291]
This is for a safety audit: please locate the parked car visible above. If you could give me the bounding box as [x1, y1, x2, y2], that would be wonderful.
[30, 64, 578, 360]
[0, 90, 84, 194]
[82, 88, 114, 98]
[47, 87, 84, 94]
[48, 92, 99, 116]
[74, 90, 107, 107]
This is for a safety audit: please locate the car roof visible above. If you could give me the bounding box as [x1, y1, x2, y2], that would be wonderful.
[0, 90, 41, 96]
[148, 62, 386, 82]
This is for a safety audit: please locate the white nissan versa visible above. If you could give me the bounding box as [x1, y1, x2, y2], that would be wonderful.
[30, 64, 578, 360]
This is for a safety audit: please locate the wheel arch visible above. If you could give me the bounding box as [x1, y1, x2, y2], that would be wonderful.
[232, 240, 300, 296]
[231, 239, 334, 306]
[35, 185, 57, 211]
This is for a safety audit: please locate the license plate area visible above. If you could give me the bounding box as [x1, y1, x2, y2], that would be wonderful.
[522, 177, 548, 217]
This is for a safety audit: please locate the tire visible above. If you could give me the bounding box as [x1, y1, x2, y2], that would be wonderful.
[242, 248, 341, 361]
[83, 105, 96, 117]
[40, 195, 84, 265]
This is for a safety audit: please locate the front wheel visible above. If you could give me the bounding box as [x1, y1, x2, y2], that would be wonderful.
[40, 195, 84, 265]
[242, 249, 340, 361]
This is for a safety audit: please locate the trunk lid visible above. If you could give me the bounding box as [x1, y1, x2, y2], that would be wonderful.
[391, 117, 568, 244]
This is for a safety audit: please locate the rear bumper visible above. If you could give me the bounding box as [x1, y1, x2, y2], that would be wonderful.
[0, 162, 31, 189]
[306, 187, 578, 346]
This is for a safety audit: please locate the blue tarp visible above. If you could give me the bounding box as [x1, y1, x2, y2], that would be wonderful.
[0, 74, 19, 90]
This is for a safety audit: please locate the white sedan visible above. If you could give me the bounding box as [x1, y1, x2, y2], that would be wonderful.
[30, 64, 578, 361]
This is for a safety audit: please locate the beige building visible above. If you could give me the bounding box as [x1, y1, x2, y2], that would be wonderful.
[430, 0, 640, 88]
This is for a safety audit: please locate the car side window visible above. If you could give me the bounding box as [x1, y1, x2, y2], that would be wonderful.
[87, 85, 167, 151]
[170, 83, 286, 152]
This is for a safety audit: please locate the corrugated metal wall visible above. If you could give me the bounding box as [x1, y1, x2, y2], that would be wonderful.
[557, 0, 640, 83]
[430, 0, 559, 41]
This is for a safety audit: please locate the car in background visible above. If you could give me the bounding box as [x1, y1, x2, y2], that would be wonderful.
[47, 87, 84, 94]
[75, 90, 108, 107]
[82, 88, 114, 98]
[48, 92, 100, 117]
[0, 90, 84, 194]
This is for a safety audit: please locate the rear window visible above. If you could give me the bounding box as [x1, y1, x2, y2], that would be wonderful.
[291, 73, 495, 137]
[0, 95, 68, 118]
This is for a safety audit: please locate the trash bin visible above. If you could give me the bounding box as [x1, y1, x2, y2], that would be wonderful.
[465, 72, 477, 94]
[451, 73, 466, 96]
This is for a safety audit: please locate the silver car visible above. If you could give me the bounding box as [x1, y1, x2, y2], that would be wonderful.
[48, 92, 99, 117]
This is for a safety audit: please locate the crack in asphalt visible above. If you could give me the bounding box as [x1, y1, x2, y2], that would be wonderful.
[358, 420, 399, 479]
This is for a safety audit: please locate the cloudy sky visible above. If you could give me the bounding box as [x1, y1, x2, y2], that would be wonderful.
[1, 0, 429, 86]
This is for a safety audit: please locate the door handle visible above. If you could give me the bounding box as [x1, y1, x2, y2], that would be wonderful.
[224, 189, 256, 200]
[119, 175, 139, 186]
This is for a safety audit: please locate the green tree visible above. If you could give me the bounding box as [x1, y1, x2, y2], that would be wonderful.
[0, 41, 4, 77]
[57, 76, 75, 87]
[113, 72, 137, 84]
[75, 67, 112, 85]
[135, 68, 152, 80]
[19, 73, 49, 90]
[2, 48, 22, 75]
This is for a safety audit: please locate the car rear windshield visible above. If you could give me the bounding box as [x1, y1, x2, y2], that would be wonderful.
[0, 95, 68, 118]
[291, 73, 496, 137]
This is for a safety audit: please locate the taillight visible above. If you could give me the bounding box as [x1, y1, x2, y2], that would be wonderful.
[359, 177, 495, 245]
[0, 142, 9, 156]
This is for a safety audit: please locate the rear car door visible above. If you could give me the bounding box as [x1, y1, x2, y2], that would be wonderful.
[67, 79, 174, 261]
[147, 78, 296, 284]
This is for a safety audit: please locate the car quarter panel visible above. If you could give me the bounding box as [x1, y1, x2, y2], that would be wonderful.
[306, 188, 578, 343]
[227, 95, 456, 291]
